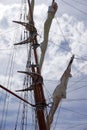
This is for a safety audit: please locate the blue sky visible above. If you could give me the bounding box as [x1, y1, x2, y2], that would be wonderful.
[0, 0, 87, 130]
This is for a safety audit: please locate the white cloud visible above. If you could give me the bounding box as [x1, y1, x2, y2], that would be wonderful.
[0, 2, 87, 130]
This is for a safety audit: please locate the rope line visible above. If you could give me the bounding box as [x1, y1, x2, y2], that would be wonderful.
[61, 0, 87, 16]
[71, 0, 87, 7]
[61, 106, 87, 117]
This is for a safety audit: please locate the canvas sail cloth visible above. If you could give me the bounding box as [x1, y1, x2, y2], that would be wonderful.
[39, 2, 58, 70]
[47, 55, 74, 129]
[27, 0, 58, 70]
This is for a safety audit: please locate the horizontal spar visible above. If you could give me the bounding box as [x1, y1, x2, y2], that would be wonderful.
[0, 84, 35, 107]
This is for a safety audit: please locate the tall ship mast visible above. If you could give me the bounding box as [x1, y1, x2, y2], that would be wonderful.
[0, 0, 74, 130]
[0, 0, 87, 130]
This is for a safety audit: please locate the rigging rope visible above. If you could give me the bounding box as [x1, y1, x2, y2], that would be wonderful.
[0, 47, 15, 130]
[14, 1, 28, 129]
[71, 0, 87, 7]
[55, 17, 73, 54]
[14, 99, 21, 130]
[68, 84, 87, 93]
[3, 48, 16, 130]
[61, 106, 87, 117]
[55, 15, 87, 63]
[21, 1, 32, 129]
[65, 122, 87, 130]
[0, 1, 87, 130]
[53, 102, 62, 130]
[61, 0, 87, 16]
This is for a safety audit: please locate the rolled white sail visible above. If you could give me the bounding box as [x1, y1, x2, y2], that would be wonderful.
[40, 2, 58, 70]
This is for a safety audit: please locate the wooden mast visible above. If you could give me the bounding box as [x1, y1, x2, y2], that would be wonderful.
[27, 0, 47, 130]
[13, 4, 58, 129]
[52, 0, 55, 4]
[0, 1, 58, 130]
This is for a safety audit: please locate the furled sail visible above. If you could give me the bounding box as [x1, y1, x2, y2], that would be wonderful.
[27, 0, 58, 71]
[39, 2, 58, 70]
[47, 55, 74, 129]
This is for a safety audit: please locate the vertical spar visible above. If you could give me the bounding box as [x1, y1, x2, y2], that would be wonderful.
[52, 0, 55, 4]
[27, 0, 47, 130]
[2, 0, 58, 129]
[27, 0, 33, 22]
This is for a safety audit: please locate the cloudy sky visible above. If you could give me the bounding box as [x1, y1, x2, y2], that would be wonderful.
[0, 0, 87, 130]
